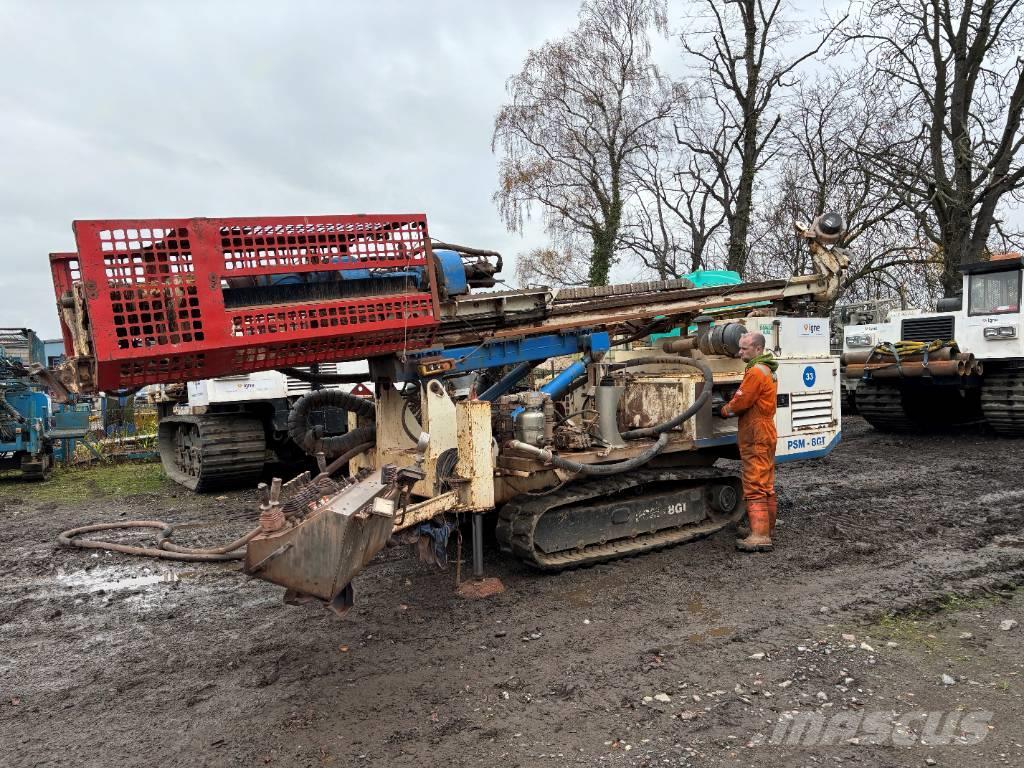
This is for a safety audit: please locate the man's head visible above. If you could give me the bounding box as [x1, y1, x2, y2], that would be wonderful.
[738, 332, 766, 363]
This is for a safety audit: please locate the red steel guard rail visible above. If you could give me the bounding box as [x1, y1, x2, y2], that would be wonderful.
[54, 215, 441, 391]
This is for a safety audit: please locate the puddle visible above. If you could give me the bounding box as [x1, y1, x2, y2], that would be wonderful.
[565, 587, 594, 608]
[56, 566, 189, 593]
[687, 625, 737, 643]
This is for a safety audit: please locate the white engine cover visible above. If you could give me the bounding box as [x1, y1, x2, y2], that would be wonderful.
[186, 371, 290, 407]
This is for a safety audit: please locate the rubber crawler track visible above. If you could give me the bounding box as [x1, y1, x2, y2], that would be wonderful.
[496, 468, 744, 571]
[982, 370, 1024, 437]
[158, 414, 266, 492]
[855, 382, 917, 433]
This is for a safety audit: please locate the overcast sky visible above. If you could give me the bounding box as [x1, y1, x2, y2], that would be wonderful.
[2, 0, 844, 340]
[2, 0, 591, 338]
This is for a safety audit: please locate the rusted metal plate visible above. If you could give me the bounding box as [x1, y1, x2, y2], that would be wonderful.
[618, 374, 699, 440]
[244, 472, 395, 606]
[455, 400, 494, 511]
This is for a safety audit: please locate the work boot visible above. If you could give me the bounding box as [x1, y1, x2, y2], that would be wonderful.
[736, 495, 778, 539]
[736, 499, 773, 552]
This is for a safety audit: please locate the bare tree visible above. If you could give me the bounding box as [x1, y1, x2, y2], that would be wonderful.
[619, 104, 730, 279]
[514, 246, 591, 287]
[846, 0, 1024, 296]
[682, 0, 843, 277]
[748, 69, 943, 311]
[492, 0, 683, 286]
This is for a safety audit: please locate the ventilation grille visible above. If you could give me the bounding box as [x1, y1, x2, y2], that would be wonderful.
[901, 315, 955, 343]
[118, 353, 207, 388]
[230, 328, 436, 373]
[791, 391, 834, 431]
[285, 362, 346, 394]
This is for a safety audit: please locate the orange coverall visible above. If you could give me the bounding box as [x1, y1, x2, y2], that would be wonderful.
[721, 364, 778, 500]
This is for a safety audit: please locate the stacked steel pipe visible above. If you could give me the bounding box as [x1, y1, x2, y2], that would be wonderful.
[842, 344, 983, 379]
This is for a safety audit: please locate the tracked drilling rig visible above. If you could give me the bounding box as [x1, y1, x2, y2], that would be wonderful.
[842, 253, 1024, 435]
[51, 212, 847, 613]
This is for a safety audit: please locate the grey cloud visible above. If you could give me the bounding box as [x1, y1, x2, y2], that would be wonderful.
[2, 0, 580, 336]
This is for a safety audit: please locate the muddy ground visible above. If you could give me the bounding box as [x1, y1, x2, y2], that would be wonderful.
[1, 416, 1023, 768]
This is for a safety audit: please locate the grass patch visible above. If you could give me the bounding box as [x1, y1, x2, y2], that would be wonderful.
[872, 613, 942, 651]
[0, 460, 170, 503]
[869, 591, 1015, 650]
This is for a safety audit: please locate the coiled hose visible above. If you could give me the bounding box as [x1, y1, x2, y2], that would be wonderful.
[509, 355, 713, 476]
[57, 439, 379, 562]
[57, 521, 260, 561]
[287, 388, 377, 458]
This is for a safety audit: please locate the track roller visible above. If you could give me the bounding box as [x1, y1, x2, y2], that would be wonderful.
[20, 449, 53, 481]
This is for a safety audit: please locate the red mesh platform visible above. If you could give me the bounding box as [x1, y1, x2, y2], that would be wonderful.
[61, 215, 440, 391]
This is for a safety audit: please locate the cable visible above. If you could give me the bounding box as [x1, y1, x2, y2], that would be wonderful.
[400, 396, 420, 443]
[58, 441, 377, 563]
[435, 447, 460, 492]
[321, 440, 375, 478]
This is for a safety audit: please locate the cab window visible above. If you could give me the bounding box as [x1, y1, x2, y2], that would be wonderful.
[969, 270, 1022, 315]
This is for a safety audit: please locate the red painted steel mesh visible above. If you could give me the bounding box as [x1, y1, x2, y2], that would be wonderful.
[68, 215, 439, 390]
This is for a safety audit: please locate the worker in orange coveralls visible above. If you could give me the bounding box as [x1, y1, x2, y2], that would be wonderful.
[720, 331, 778, 552]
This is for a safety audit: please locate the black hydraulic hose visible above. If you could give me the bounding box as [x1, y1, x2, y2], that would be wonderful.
[287, 389, 376, 458]
[321, 440, 376, 478]
[431, 242, 503, 272]
[509, 432, 670, 476]
[277, 367, 370, 385]
[615, 356, 714, 440]
[400, 396, 420, 443]
[314, 425, 377, 459]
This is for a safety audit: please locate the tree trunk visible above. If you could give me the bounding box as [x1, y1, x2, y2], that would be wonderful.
[726, 0, 759, 278]
[939, 212, 973, 297]
[589, 228, 615, 286]
[727, 157, 756, 276]
[589, 194, 623, 286]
